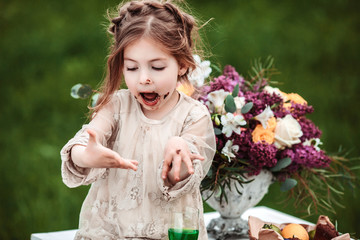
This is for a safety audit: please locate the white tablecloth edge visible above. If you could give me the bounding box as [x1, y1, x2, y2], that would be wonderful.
[31, 206, 314, 240]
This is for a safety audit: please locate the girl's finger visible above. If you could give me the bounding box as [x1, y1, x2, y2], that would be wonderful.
[124, 158, 138, 171]
[117, 156, 138, 171]
[182, 154, 194, 175]
[172, 154, 182, 181]
[161, 153, 173, 179]
[86, 129, 98, 145]
[127, 162, 138, 171]
[130, 160, 139, 166]
[161, 163, 170, 180]
[190, 152, 204, 161]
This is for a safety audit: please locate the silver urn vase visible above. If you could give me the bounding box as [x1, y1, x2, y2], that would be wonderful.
[202, 170, 274, 239]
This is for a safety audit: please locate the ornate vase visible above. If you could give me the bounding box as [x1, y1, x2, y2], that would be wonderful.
[202, 170, 274, 240]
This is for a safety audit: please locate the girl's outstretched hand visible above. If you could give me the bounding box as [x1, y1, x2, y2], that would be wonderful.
[71, 129, 138, 171]
[161, 136, 204, 185]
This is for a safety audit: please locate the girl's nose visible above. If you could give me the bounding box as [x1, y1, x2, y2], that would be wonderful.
[139, 71, 152, 85]
[140, 78, 152, 84]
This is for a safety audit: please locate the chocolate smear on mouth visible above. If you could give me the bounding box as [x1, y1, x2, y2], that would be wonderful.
[163, 92, 170, 99]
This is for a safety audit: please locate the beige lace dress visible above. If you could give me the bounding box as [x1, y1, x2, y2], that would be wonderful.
[60, 89, 216, 240]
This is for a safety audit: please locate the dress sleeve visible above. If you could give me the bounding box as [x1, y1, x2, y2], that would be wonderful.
[60, 94, 120, 188]
[157, 105, 216, 201]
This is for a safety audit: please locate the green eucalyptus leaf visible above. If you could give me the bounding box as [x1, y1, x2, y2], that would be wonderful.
[214, 127, 222, 135]
[215, 185, 222, 198]
[241, 102, 253, 114]
[224, 95, 236, 113]
[280, 178, 297, 192]
[206, 168, 213, 177]
[270, 157, 292, 172]
[232, 84, 239, 97]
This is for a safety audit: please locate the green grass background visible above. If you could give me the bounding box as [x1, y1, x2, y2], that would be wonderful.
[0, 0, 359, 239]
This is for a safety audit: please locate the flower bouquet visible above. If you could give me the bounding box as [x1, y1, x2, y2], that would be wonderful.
[179, 55, 358, 215]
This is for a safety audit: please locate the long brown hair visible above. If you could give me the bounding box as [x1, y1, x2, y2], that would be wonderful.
[92, 0, 203, 114]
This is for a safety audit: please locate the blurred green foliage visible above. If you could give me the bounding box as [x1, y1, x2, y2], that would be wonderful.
[0, 0, 359, 239]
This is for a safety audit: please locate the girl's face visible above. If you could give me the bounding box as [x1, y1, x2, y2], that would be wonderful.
[123, 38, 186, 119]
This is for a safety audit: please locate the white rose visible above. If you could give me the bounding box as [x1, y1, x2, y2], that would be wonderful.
[274, 114, 303, 149]
[206, 89, 230, 114]
[254, 106, 274, 129]
[188, 55, 212, 87]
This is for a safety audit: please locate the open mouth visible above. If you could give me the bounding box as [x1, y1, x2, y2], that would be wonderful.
[140, 92, 160, 106]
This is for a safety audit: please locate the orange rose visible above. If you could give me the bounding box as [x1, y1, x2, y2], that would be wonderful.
[287, 93, 307, 105]
[176, 82, 195, 96]
[283, 102, 292, 110]
[252, 124, 275, 144]
[266, 117, 277, 131]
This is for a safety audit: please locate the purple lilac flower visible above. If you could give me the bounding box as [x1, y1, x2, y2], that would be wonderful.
[223, 65, 245, 88]
[274, 108, 291, 119]
[290, 103, 314, 118]
[278, 144, 331, 173]
[209, 75, 238, 93]
[275, 102, 313, 119]
[232, 130, 252, 160]
[248, 142, 278, 175]
[215, 134, 226, 152]
[198, 74, 239, 103]
[294, 145, 331, 168]
[278, 148, 296, 161]
[243, 91, 283, 120]
[298, 117, 322, 141]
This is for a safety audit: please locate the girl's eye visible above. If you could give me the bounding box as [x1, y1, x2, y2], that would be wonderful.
[152, 66, 165, 71]
[126, 67, 138, 71]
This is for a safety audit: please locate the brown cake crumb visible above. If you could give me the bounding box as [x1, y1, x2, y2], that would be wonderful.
[314, 215, 339, 240]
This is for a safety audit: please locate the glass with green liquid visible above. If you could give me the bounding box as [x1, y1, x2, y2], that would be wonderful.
[168, 207, 199, 240]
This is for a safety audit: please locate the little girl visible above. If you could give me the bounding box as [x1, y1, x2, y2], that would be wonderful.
[60, 0, 216, 239]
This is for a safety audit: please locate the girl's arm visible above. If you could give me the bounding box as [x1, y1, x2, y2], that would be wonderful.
[61, 92, 137, 187]
[157, 105, 216, 200]
[71, 129, 138, 170]
[160, 104, 216, 189]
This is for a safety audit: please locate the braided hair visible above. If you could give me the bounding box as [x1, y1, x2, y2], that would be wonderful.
[93, 0, 202, 113]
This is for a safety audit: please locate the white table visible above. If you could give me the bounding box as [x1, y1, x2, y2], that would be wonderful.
[31, 206, 313, 240]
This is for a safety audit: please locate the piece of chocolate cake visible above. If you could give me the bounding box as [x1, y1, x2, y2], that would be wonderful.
[314, 215, 339, 240]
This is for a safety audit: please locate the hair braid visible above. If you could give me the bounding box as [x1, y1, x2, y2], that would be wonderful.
[163, 3, 194, 48]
